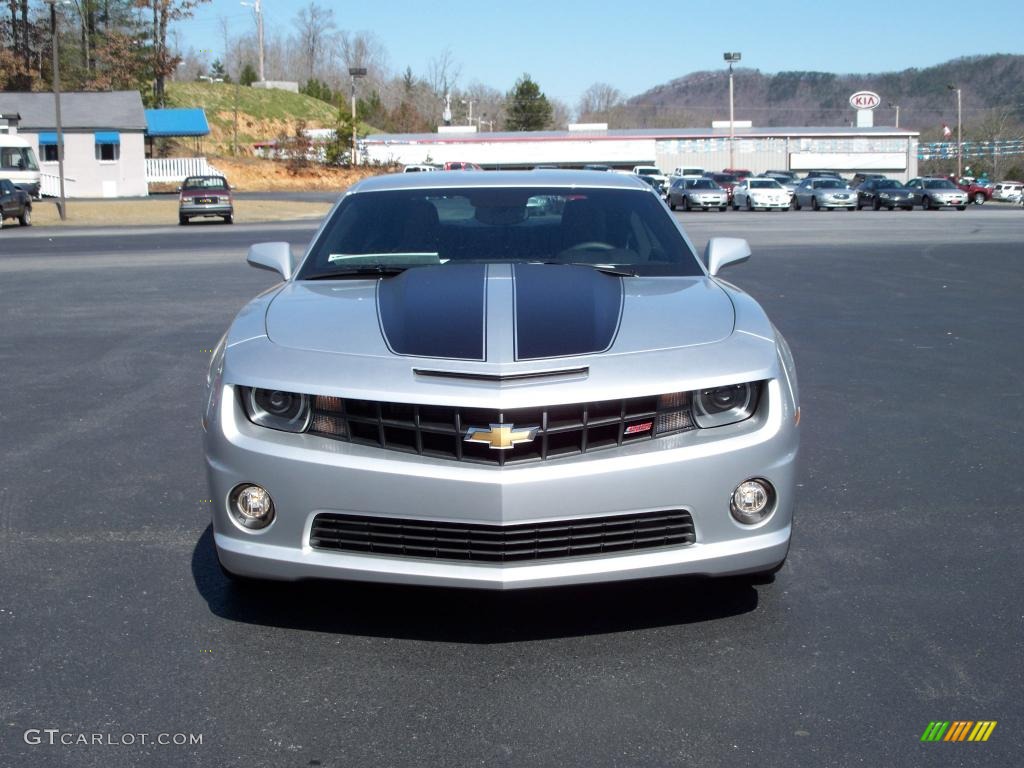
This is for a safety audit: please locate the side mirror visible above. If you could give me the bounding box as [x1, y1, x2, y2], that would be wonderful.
[705, 237, 751, 277]
[247, 242, 294, 280]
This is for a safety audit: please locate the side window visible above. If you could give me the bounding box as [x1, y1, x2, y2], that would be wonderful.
[0, 180, 10, 194]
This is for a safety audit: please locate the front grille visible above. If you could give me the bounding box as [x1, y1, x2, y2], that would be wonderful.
[309, 510, 696, 563]
[307, 394, 694, 465]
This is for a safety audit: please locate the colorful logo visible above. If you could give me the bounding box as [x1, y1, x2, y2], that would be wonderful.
[921, 721, 997, 742]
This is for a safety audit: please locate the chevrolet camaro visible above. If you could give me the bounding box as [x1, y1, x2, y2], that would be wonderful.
[202, 171, 800, 590]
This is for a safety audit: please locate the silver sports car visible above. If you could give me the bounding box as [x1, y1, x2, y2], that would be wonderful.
[203, 171, 800, 589]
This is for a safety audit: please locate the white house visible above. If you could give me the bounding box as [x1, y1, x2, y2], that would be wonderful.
[0, 91, 149, 198]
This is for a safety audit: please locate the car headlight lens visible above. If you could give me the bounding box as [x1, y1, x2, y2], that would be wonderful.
[692, 382, 761, 428]
[242, 387, 312, 432]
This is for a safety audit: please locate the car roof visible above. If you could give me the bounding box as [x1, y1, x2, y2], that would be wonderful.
[350, 169, 650, 193]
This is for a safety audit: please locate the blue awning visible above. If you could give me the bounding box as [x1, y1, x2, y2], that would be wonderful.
[144, 108, 210, 137]
[38, 132, 58, 145]
[94, 131, 120, 144]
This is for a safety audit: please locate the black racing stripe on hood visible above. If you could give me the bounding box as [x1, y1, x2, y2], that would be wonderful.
[377, 264, 487, 360]
[513, 264, 623, 361]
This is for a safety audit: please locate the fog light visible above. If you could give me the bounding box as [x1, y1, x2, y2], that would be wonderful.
[229, 484, 275, 530]
[730, 479, 775, 525]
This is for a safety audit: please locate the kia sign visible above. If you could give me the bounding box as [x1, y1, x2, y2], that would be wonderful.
[849, 91, 881, 110]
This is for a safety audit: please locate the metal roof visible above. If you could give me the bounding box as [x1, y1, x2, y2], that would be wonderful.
[366, 125, 919, 145]
[350, 169, 650, 194]
[144, 108, 210, 137]
[0, 91, 146, 131]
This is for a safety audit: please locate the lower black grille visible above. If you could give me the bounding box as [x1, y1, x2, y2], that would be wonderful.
[309, 510, 696, 563]
[307, 394, 694, 465]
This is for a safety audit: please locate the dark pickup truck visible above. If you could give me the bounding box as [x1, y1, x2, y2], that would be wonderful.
[0, 177, 32, 229]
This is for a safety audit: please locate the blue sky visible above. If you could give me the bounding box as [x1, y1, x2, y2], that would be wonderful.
[177, 0, 1024, 106]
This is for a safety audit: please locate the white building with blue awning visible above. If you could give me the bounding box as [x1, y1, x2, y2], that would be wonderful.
[0, 90, 148, 198]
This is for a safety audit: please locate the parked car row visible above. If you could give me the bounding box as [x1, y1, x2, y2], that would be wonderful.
[661, 172, 1023, 212]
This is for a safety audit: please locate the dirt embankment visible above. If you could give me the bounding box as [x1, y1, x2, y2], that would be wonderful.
[147, 156, 398, 194]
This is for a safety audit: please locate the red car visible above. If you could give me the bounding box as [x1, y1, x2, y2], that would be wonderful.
[951, 176, 993, 205]
[443, 161, 483, 171]
[723, 168, 753, 179]
[709, 172, 740, 201]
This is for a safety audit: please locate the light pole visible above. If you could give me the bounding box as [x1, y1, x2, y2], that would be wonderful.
[43, 0, 67, 220]
[349, 67, 366, 166]
[461, 99, 476, 127]
[723, 52, 741, 170]
[888, 102, 900, 129]
[240, 0, 264, 82]
[947, 84, 962, 179]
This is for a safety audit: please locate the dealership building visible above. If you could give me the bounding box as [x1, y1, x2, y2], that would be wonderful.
[364, 124, 920, 181]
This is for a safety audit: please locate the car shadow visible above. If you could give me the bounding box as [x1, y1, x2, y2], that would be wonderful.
[191, 526, 760, 643]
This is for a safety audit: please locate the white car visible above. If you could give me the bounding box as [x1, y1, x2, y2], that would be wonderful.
[732, 178, 791, 211]
[992, 181, 1022, 202]
[403, 164, 440, 173]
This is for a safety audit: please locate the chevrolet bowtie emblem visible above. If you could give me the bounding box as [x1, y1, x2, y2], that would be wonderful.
[464, 423, 540, 450]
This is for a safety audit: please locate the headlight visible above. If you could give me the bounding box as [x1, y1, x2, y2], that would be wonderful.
[692, 382, 761, 428]
[241, 387, 312, 432]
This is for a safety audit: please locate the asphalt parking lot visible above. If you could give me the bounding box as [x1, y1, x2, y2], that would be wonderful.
[1, 206, 1021, 767]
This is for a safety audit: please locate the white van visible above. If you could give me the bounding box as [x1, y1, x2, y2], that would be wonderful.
[992, 181, 1022, 202]
[0, 134, 41, 197]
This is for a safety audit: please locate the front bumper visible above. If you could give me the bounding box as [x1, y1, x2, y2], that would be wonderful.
[205, 379, 798, 589]
[180, 203, 233, 217]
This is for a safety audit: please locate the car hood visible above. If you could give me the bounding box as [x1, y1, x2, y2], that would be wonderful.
[264, 264, 735, 362]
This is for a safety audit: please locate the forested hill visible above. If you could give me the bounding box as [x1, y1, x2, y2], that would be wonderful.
[627, 55, 1024, 132]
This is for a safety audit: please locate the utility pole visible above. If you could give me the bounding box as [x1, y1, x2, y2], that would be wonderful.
[888, 102, 900, 129]
[241, 0, 264, 82]
[349, 67, 366, 166]
[43, 0, 67, 221]
[948, 84, 962, 179]
[723, 52, 741, 170]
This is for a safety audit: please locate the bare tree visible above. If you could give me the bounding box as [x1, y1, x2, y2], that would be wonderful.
[425, 46, 460, 98]
[577, 82, 624, 117]
[293, 2, 337, 82]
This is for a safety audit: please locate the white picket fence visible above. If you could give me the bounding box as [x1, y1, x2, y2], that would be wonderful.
[40, 172, 76, 198]
[145, 157, 222, 183]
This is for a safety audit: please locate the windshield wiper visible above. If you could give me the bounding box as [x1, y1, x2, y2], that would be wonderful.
[305, 265, 409, 280]
[531, 261, 638, 277]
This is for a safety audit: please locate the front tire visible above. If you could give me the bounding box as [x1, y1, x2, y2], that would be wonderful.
[669, 198, 677, 211]
[956, 205, 966, 211]
[746, 197, 753, 211]
[973, 192, 985, 205]
[179, 215, 188, 225]
[872, 198, 881, 211]
[922, 196, 932, 210]
[719, 206, 726, 212]
[812, 197, 820, 211]
[19, 206, 31, 226]
[683, 197, 691, 212]
[223, 214, 234, 224]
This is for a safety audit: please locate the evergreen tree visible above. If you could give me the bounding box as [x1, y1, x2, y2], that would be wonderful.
[239, 62, 258, 86]
[505, 74, 552, 131]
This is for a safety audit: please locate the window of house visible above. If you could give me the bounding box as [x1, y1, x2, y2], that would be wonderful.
[96, 142, 119, 162]
[43, 144, 60, 162]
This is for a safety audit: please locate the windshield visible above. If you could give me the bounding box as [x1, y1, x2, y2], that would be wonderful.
[877, 179, 904, 188]
[635, 167, 660, 176]
[815, 180, 846, 189]
[299, 187, 703, 279]
[686, 179, 718, 189]
[183, 176, 228, 190]
[924, 179, 956, 189]
[749, 179, 782, 189]
[712, 174, 738, 183]
[0, 146, 39, 172]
